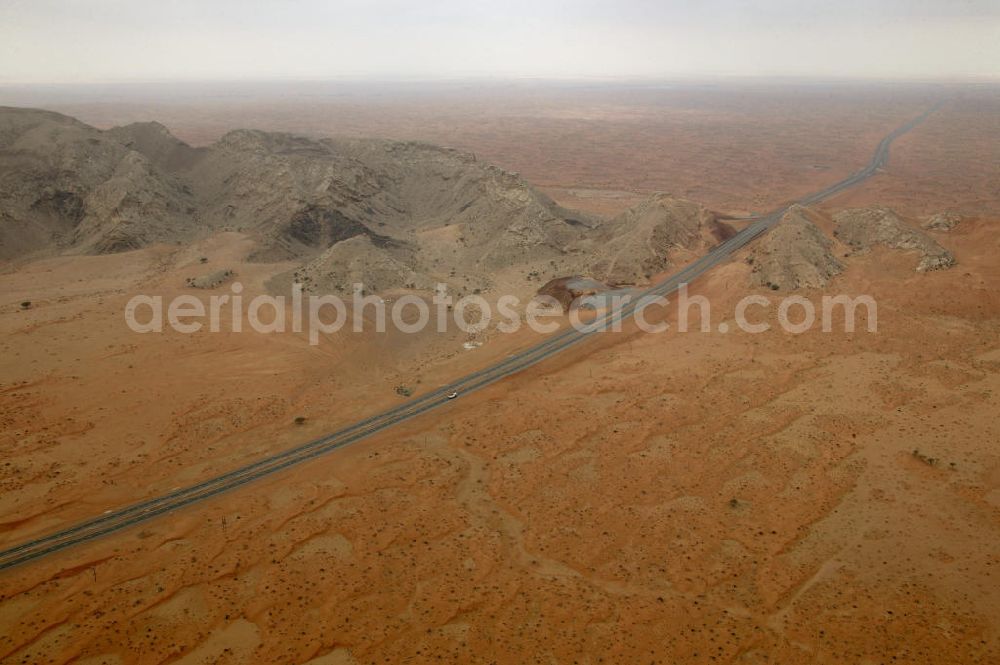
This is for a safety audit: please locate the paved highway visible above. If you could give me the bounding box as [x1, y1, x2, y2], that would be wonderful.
[0, 106, 940, 571]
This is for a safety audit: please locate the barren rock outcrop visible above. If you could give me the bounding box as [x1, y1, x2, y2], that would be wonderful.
[833, 207, 955, 272]
[1, 108, 602, 293]
[586, 193, 731, 285]
[748, 205, 843, 290]
[186, 269, 235, 289]
[0, 107, 197, 259]
[291, 235, 435, 295]
[923, 212, 962, 231]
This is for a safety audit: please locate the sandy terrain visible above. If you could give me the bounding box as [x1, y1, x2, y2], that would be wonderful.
[0, 232, 574, 546]
[0, 211, 998, 662]
[831, 89, 1000, 217]
[0, 83, 999, 663]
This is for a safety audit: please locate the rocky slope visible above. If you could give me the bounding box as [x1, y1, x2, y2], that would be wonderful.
[275, 138, 598, 293]
[0, 107, 197, 258]
[585, 193, 731, 285]
[833, 206, 956, 272]
[0, 107, 606, 293]
[14, 107, 922, 296]
[923, 211, 962, 231]
[292, 235, 435, 295]
[747, 205, 843, 290]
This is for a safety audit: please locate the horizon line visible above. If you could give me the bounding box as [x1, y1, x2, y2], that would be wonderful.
[2, 72, 1000, 89]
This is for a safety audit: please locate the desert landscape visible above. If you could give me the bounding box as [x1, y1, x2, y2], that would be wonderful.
[0, 83, 997, 663]
[7, 80, 994, 218]
[1, 1, 999, 662]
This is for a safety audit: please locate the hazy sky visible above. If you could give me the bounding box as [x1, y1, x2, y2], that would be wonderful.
[1, 0, 998, 82]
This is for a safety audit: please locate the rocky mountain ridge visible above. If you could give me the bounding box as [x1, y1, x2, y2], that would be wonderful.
[0, 107, 732, 295]
[0, 107, 957, 296]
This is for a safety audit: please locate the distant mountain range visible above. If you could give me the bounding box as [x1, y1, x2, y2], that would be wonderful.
[0, 106, 732, 293]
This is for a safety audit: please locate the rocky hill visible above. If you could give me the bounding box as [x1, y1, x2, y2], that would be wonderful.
[1, 107, 964, 298]
[0, 107, 198, 258]
[585, 193, 731, 285]
[833, 207, 956, 272]
[0, 107, 611, 293]
[923, 211, 961, 232]
[747, 205, 843, 290]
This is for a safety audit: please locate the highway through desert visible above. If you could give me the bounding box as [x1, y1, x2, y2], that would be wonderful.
[0, 105, 940, 572]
